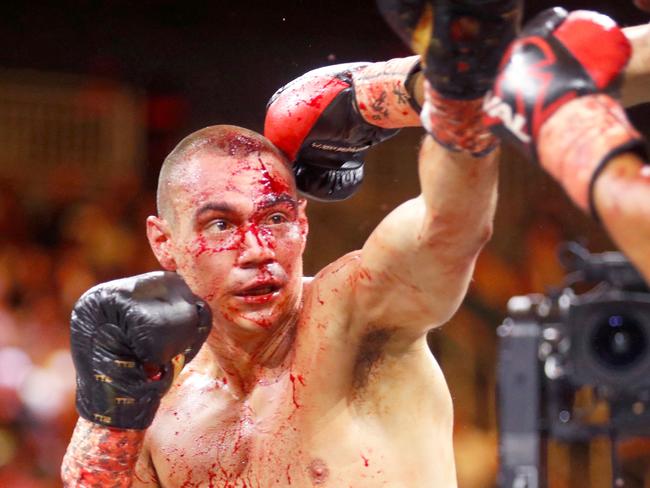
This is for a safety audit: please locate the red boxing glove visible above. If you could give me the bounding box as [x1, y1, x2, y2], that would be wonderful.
[484, 8, 648, 213]
[264, 58, 420, 201]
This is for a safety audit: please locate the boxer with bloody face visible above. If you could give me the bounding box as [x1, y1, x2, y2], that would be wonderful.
[61, 2, 650, 486]
[147, 128, 309, 398]
[65, 118, 487, 486]
[149, 128, 307, 335]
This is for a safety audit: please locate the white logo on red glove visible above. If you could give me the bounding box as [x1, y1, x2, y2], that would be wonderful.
[484, 94, 531, 144]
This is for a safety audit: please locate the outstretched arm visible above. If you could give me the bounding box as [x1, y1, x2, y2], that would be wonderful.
[351, 0, 520, 340]
[263, 1, 517, 341]
[603, 6, 649, 261]
[357, 136, 498, 338]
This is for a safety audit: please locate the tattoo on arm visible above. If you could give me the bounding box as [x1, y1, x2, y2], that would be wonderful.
[352, 56, 422, 128]
[61, 418, 147, 488]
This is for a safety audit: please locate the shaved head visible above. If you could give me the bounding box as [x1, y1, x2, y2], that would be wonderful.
[146, 123, 308, 336]
[156, 125, 290, 225]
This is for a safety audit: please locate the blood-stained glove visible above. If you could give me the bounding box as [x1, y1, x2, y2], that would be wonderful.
[377, 0, 522, 156]
[70, 272, 212, 429]
[484, 8, 648, 214]
[264, 58, 421, 201]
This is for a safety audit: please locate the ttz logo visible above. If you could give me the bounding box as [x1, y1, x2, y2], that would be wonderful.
[483, 94, 531, 144]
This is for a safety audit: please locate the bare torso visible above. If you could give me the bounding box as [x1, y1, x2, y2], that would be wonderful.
[135, 252, 456, 488]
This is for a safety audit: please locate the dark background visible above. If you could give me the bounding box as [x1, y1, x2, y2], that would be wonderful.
[0, 1, 648, 487]
[1, 1, 647, 132]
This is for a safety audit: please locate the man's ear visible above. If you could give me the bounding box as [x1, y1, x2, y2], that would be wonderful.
[146, 216, 177, 271]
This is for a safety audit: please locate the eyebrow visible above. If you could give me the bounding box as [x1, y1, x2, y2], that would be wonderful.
[257, 193, 298, 210]
[192, 194, 297, 224]
[194, 202, 237, 223]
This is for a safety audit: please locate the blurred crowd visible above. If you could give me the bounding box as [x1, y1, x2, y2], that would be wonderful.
[0, 168, 159, 487]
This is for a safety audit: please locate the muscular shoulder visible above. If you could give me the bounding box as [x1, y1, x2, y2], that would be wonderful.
[300, 250, 362, 336]
[305, 251, 361, 313]
[288, 252, 365, 389]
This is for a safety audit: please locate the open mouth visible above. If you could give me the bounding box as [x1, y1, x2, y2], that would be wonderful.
[236, 284, 280, 297]
[233, 280, 284, 305]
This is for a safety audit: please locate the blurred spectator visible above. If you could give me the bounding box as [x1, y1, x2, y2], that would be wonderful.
[0, 161, 157, 486]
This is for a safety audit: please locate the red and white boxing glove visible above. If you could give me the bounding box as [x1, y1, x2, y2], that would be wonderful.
[264, 57, 421, 201]
[484, 8, 648, 214]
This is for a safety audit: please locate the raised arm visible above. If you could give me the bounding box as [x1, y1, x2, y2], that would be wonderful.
[61, 272, 211, 486]
[358, 134, 498, 336]
[264, 1, 519, 341]
[354, 0, 521, 338]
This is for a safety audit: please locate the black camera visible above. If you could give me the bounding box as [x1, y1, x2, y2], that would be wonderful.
[497, 243, 650, 488]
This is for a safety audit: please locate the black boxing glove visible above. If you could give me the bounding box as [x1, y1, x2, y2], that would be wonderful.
[292, 160, 364, 202]
[264, 59, 421, 201]
[377, 0, 521, 155]
[70, 271, 212, 430]
[377, 0, 522, 100]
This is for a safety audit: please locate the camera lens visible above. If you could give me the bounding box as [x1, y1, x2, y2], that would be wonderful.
[591, 314, 647, 368]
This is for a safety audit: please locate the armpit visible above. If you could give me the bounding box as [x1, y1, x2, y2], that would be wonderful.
[351, 328, 394, 390]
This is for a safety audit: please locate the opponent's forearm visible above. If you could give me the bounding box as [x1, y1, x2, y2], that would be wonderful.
[61, 418, 145, 488]
[622, 23, 650, 107]
[593, 152, 650, 282]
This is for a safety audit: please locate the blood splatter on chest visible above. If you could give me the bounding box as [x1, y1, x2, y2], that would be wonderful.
[155, 407, 260, 486]
[151, 377, 306, 487]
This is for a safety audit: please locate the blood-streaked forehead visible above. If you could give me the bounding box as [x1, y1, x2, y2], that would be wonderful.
[170, 151, 296, 217]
